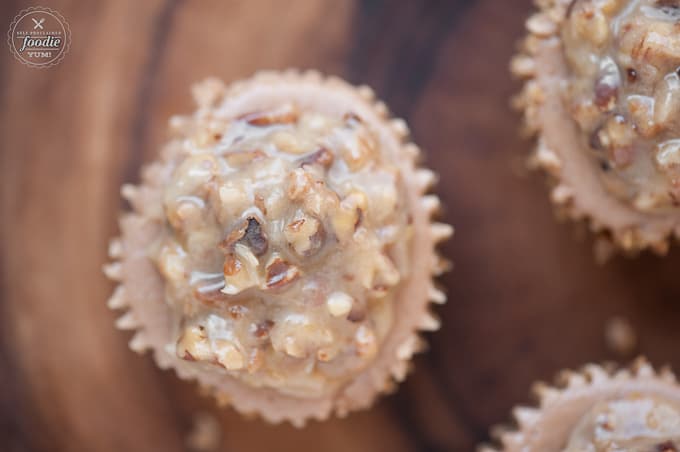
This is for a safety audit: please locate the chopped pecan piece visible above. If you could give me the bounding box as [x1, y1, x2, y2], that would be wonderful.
[347, 306, 366, 323]
[222, 253, 242, 276]
[326, 291, 354, 317]
[182, 351, 197, 361]
[238, 103, 299, 126]
[264, 255, 300, 289]
[213, 339, 245, 370]
[243, 217, 268, 256]
[225, 149, 266, 166]
[594, 57, 620, 111]
[228, 305, 247, 320]
[193, 287, 228, 306]
[222, 244, 261, 295]
[656, 0, 680, 8]
[656, 441, 678, 452]
[285, 214, 326, 257]
[176, 325, 212, 363]
[287, 168, 314, 199]
[594, 81, 618, 110]
[298, 147, 334, 169]
[220, 217, 268, 256]
[252, 320, 274, 339]
[254, 194, 267, 215]
[343, 112, 363, 124]
[354, 325, 377, 358]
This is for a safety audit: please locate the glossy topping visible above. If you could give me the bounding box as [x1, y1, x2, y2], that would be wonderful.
[153, 102, 411, 398]
[563, 0, 680, 211]
[563, 395, 680, 451]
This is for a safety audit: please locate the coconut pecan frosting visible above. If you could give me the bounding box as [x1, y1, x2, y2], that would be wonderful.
[105, 71, 451, 425]
[481, 359, 680, 452]
[513, 0, 680, 255]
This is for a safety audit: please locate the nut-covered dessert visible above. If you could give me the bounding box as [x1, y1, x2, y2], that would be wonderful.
[513, 0, 680, 254]
[564, 396, 680, 451]
[480, 359, 680, 451]
[105, 71, 451, 425]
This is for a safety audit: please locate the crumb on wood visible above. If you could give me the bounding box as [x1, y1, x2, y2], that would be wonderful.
[185, 412, 221, 452]
[604, 316, 637, 356]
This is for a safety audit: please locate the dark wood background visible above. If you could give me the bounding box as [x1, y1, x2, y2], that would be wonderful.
[2, 1, 679, 451]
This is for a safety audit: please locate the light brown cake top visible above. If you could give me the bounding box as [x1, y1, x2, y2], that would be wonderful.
[563, 395, 680, 451]
[562, 0, 680, 212]
[481, 360, 680, 452]
[155, 101, 411, 398]
[512, 0, 680, 253]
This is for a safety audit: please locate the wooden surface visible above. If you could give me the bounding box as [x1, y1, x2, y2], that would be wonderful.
[2, 1, 680, 451]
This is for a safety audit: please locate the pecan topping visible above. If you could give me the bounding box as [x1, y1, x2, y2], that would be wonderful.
[656, 441, 678, 452]
[225, 149, 266, 166]
[265, 256, 300, 289]
[288, 219, 304, 232]
[182, 351, 197, 362]
[656, 0, 680, 15]
[228, 305, 247, 320]
[176, 325, 212, 363]
[566, 0, 578, 18]
[589, 126, 605, 151]
[298, 147, 334, 169]
[343, 112, 363, 124]
[561, 0, 680, 210]
[347, 306, 366, 323]
[222, 254, 242, 276]
[284, 213, 326, 257]
[243, 217, 268, 256]
[252, 320, 274, 339]
[152, 97, 414, 396]
[254, 194, 267, 215]
[238, 103, 299, 126]
[326, 291, 354, 317]
[220, 217, 268, 256]
[193, 287, 228, 306]
[594, 79, 618, 110]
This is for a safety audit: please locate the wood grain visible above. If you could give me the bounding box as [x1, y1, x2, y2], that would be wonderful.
[1, 1, 679, 451]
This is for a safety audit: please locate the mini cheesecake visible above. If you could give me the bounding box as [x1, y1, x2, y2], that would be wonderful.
[513, 0, 680, 255]
[104, 71, 451, 425]
[481, 359, 680, 451]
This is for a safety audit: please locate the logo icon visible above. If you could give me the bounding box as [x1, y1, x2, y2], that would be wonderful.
[32, 18, 46, 30]
[7, 7, 71, 68]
